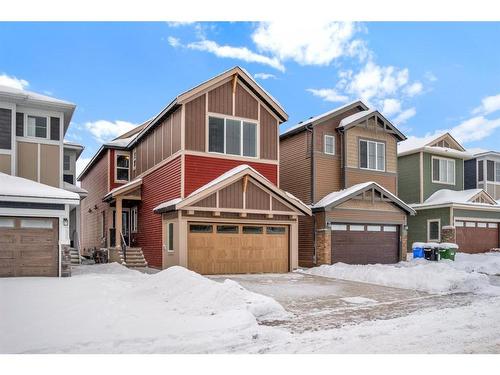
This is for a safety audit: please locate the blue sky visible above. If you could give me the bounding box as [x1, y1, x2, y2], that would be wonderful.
[1, 22, 500, 174]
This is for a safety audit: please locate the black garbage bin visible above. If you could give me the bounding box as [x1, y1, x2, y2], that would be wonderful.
[431, 247, 440, 261]
[423, 247, 433, 260]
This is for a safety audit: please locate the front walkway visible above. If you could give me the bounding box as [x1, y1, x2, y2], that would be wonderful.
[209, 272, 478, 332]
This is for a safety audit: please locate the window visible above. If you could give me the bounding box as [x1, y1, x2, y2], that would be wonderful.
[349, 225, 365, 231]
[359, 140, 385, 171]
[331, 224, 347, 231]
[478, 160, 484, 182]
[63, 174, 74, 184]
[0, 218, 15, 228]
[63, 155, 71, 171]
[367, 225, 381, 232]
[324, 135, 335, 155]
[427, 219, 440, 242]
[487, 160, 495, 182]
[243, 226, 263, 234]
[26, 115, 48, 139]
[383, 225, 397, 232]
[432, 156, 455, 185]
[266, 226, 286, 234]
[116, 154, 130, 182]
[465, 222, 476, 228]
[496, 161, 500, 183]
[190, 224, 213, 233]
[131, 207, 138, 233]
[477, 222, 487, 228]
[132, 149, 137, 171]
[208, 116, 257, 157]
[167, 222, 174, 252]
[455, 221, 464, 227]
[488, 223, 498, 229]
[217, 225, 239, 234]
[20, 219, 53, 229]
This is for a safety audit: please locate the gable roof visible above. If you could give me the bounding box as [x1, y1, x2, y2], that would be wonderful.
[412, 188, 498, 209]
[474, 150, 500, 158]
[337, 108, 406, 141]
[153, 164, 311, 216]
[311, 181, 416, 215]
[280, 100, 368, 139]
[398, 132, 472, 159]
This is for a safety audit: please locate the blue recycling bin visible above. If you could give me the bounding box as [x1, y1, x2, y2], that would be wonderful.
[412, 242, 425, 259]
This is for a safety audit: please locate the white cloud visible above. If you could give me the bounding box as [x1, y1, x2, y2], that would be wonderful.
[0, 73, 29, 90]
[447, 116, 500, 143]
[306, 88, 349, 103]
[254, 73, 276, 80]
[252, 21, 361, 66]
[404, 82, 423, 97]
[472, 94, 500, 116]
[424, 71, 438, 82]
[84, 120, 136, 144]
[393, 107, 416, 124]
[382, 99, 402, 117]
[167, 36, 180, 47]
[186, 40, 285, 72]
[166, 22, 195, 27]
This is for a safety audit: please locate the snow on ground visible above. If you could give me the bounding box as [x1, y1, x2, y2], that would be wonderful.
[302, 253, 500, 295]
[0, 264, 287, 353]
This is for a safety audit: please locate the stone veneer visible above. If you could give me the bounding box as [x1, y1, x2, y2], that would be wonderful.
[61, 244, 72, 277]
[441, 225, 456, 243]
[315, 229, 331, 265]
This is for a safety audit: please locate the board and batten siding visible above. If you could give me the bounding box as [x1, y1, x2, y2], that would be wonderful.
[260, 104, 278, 161]
[423, 152, 464, 201]
[397, 153, 421, 204]
[235, 84, 258, 120]
[407, 207, 450, 252]
[208, 80, 232, 116]
[185, 93, 206, 152]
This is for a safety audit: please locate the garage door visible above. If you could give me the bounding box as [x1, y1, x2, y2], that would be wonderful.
[455, 220, 499, 253]
[331, 223, 400, 265]
[188, 223, 289, 275]
[0, 217, 59, 277]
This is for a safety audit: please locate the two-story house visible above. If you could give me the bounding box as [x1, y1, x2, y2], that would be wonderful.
[279, 101, 415, 267]
[464, 151, 500, 200]
[78, 67, 311, 274]
[0, 84, 86, 277]
[398, 133, 500, 253]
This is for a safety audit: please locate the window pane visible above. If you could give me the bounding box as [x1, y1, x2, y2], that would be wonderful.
[429, 221, 439, 240]
[217, 225, 239, 233]
[440, 159, 447, 182]
[368, 142, 376, 169]
[208, 117, 225, 153]
[0, 218, 15, 228]
[360, 141, 368, 168]
[63, 174, 74, 184]
[243, 122, 257, 157]
[117, 155, 129, 168]
[266, 226, 286, 234]
[331, 224, 347, 231]
[433, 158, 440, 181]
[168, 223, 174, 251]
[243, 226, 263, 234]
[225, 119, 241, 155]
[190, 224, 213, 233]
[35, 117, 47, 138]
[487, 160, 495, 181]
[324, 135, 335, 154]
[376, 143, 384, 171]
[20, 219, 53, 229]
[64, 155, 70, 171]
[447, 160, 455, 184]
[478, 160, 484, 181]
[349, 225, 365, 231]
[367, 225, 381, 232]
[383, 225, 397, 232]
[117, 168, 129, 181]
[496, 162, 500, 182]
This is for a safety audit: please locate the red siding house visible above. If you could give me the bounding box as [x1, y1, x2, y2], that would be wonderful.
[78, 67, 310, 274]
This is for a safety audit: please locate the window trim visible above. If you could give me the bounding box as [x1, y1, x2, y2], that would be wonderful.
[132, 149, 137, 171]
[359, 139, 386, 172]
[115, 151, 130, 183]
[427, 219, 441, 242]
[431, 156, 456, 185]
[167, 222, 174, 253]
[25, 114, 50, 140]
[207, 113, 259, 159]
[131, 207, 138, 233]
[324, 134, 335, 155]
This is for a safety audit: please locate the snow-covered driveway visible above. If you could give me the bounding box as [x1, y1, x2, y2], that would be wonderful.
[209, 273, 480, 332]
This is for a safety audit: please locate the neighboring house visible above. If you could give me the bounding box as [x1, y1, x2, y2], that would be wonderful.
[78, 66, 311, 274]
[0, 85, 85, 277]
[464, 151, 500, 200]
[279, 101, 415, 267]
[398, 133, 500, 253]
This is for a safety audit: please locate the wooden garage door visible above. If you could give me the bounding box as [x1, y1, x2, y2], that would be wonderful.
[0, 217, 59, 277]
[188, 223, 289, 275]
[331, 223, 400, 265]
[455, 221, 499, 254]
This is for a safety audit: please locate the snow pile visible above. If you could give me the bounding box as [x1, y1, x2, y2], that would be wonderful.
[303, 261, 492, 294]
[449, 252, 500, 276]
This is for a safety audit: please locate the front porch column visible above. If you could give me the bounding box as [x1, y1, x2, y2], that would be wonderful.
[115, 197, 123, 248]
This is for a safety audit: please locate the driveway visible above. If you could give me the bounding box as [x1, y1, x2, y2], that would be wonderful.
[209, 272, 478, 332]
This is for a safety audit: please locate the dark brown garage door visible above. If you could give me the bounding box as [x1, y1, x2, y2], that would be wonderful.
[455, 221, 499, 254]
[331, 223, 400, 264]
[0, 217, 59, 277]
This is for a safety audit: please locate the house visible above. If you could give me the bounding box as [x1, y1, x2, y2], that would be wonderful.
[398, 133, 500, 253]
[0, 85, 86, 277]
[464, 151, 500, 200]
[279, 101, 415, 267]
[78, 66, 311, 274]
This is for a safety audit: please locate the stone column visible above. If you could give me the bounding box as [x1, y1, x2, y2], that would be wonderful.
[441, 225, 456, 243]
[400, 225, 408, 261]
[115, 197, 123, 249]
[316, 229, 332, 265]
[61, 244, 72, 277]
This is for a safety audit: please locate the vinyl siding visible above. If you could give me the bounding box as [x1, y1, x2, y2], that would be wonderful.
[407, 207, 450, 252]
[260, 105, 278, 160]
[423, 152, 464, 201]
[398, 153, 421, 204]
[185, 93, 206, 152]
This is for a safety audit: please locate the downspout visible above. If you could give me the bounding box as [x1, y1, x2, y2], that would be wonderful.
[306, 124, 316, 265]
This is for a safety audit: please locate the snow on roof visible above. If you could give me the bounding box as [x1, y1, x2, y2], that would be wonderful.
[153, 198, 183, 212]
[0, 84, 75, 107]
[398, 133, 472, 159]
[105, 178, 142, 199]
[411, 189, 499, 209]
[397, 134, 438, 154]
[104, 135, 136, 148]
[339, 109, 377, 128]
[0, 173, 79, 202]
[63, 182, 88, 196]
[312, 182, 373, 209]
[63, 140, 84, 149]
[281, 100, 367, 137]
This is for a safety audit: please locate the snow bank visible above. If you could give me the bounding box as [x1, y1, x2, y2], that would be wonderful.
[303, 261, 492, 294]
[450, 252, 500, 276]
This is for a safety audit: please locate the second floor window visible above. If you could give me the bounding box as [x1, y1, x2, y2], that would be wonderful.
[478, 160, 484, 182]
[432, 156, 455, 185]
[324, 135, 335, 155]
[208, 116, 257, 158]
[64, 155, 71, 171]
[359, 140, 385, 171]
[116, 154, 130, 182]
[26, 115, 48, 139]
